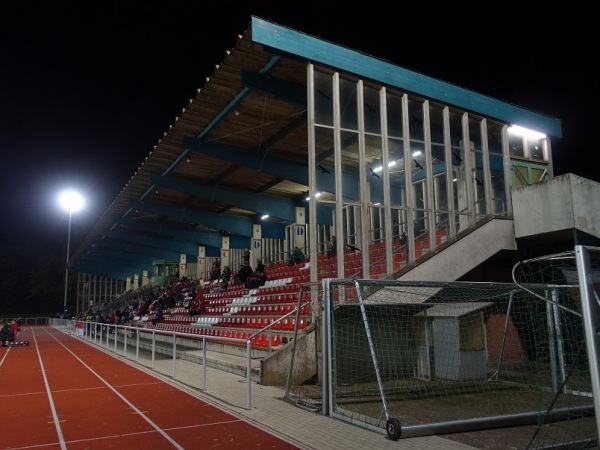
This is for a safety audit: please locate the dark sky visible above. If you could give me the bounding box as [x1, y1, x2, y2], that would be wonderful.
[0, 1, 593, 251]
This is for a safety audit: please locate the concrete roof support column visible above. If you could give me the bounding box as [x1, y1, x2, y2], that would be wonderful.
[252, 224, 262, 268]
[221, 236, 231, 270]
[197, 246, 206, 280]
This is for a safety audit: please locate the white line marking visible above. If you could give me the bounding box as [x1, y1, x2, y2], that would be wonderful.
[32, 328, 67, 450]
[44, 328, 186, 450]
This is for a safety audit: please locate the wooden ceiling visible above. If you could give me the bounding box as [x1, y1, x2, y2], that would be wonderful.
[70, 28, 313, 277]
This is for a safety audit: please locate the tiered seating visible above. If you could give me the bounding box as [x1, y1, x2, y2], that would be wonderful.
[175, 273, 313, 347]
[151, 230, 450, 349]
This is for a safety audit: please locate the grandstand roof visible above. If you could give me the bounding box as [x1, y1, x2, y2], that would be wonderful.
[69, 16, 562, 279]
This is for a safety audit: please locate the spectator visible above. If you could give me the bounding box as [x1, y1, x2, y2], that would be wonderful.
[151, 308, 164, 326]
[9, 320, 19, 339]
[106, 312, 117, 332]
[188, 281, 197, 299]
[237, 264, 253, 285]
[0, 321, 15, 346]
[209, 258, 221, 281]
[400, 227, 408, 245]
[189, 296, 208, 317]
[289, 247, 305, 266]
[242, 248, 250, 267]
[220, 266, 231, 290]
[256, 258, 265, 275]
[255, 270, 267, 287]
[327, 236, 337, 259]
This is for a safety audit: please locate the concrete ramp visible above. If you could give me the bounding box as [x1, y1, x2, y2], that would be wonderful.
[398, 218, 517, 282]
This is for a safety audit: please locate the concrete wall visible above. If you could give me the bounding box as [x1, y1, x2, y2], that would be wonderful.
[261, 328, 318, 386]
[512, 173, 600, 239]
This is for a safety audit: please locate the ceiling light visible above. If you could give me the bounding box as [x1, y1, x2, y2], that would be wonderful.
[373, 160, 397, 173]
[508, 125, 546, 139]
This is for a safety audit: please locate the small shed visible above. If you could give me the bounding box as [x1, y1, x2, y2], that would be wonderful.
[415, 302, 491, 381]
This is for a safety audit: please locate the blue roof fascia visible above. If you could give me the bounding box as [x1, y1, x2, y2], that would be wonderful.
[250, 16, 562, 139]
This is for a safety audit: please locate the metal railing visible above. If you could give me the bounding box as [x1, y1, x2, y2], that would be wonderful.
[51, 318, 256, 409]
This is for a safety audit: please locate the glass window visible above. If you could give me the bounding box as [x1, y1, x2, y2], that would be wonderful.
[386, 91, 403, 139]
[363, 85, 381, 134]
[407, 99, 424, 143]
[528, 136, 545, 161]
[388, 137, 405, 208]
[339, 77, 358, 130]
[314, 71, 333, 127]
[340, 129, 360, 202]
[508, 128, 525, 158]
[469, 117, 486, 216]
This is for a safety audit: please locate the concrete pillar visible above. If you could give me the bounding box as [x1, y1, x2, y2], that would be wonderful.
[179, 253, 187, 278]
[294, 206, 307, 250]
[251, 224, 262, 268]
[197, 245, 206, 279]
[221, 236, 231, 269]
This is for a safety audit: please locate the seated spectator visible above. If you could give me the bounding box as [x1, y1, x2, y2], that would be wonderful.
[0, 321, 15, 346]
[220, 266, 232, 290]
[237, 264, 253, 285]
[400, 227, 408, 245]
[327, 236, 337, 259]
[209, 258, 221, 281]
[189, 298, 208, 317]
[151, 308, 164, 325]
[9, 319, 19, 339]
[107, 312, 117, 325]
[255, 271, 267, 287]
[256, 259, 265, 275]
[289, 247, 305, 266]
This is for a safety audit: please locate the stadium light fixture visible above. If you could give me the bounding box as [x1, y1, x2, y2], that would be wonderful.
[59, 190, 85, 317]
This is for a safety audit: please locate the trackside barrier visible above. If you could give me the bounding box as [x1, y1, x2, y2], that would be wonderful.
[50, 318, 255, 410]
[50, 297, 313, 410]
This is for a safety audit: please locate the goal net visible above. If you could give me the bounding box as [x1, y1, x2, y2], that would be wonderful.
[285, 246, 600, 447]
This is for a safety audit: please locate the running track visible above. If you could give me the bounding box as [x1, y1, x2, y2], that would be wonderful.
[0, 326, 301, 449]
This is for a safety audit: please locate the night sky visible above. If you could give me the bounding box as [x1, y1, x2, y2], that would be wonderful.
[1, 1, 592, 252]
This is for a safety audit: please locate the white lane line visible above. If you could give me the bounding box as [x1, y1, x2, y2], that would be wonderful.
[0, 346, 11, 366]
[32, 328, 67, 450]
[44, 329, 185, 450]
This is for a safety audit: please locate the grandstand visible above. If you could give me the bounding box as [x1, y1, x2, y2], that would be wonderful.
[55, 16, 600, 444]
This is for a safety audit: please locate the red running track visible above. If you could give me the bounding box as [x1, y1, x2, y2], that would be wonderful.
[0, 325, 301, 449]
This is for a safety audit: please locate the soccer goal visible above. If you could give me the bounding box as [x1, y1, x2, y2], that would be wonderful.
[285, 246, 600, 447]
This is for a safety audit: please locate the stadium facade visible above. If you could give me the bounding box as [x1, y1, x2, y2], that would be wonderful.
[68, 16, 599, 309]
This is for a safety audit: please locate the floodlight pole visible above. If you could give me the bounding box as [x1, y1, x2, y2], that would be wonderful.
[63, 209, 73, 317]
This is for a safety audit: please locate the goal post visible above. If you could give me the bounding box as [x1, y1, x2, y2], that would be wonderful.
[285, 248, 600, 446]
[576, 245, 600, 435]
